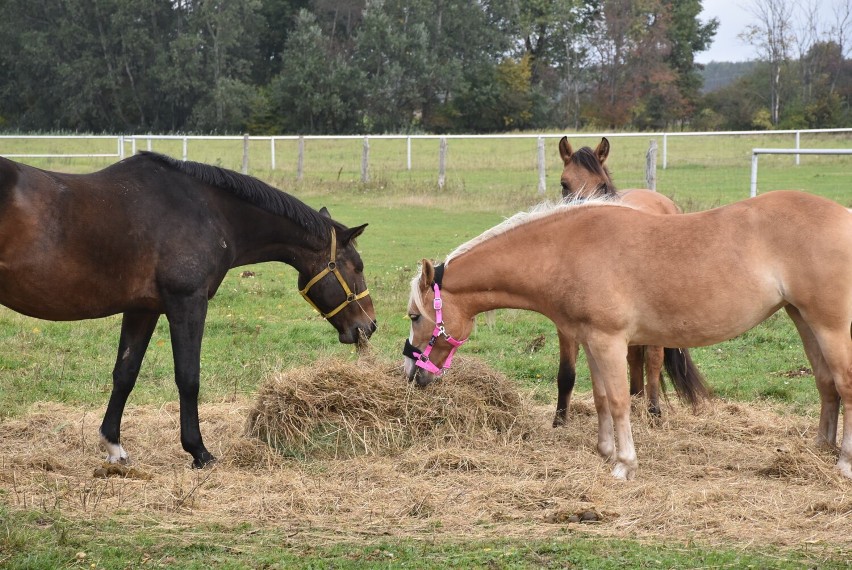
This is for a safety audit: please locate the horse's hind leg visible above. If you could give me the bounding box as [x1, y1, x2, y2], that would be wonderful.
[100, 311, 160, 463]
[553, 331, 580, 427]
[785, 306, 840, 449]
[627, 345, 644, 397]
[644, 345, 664, 417]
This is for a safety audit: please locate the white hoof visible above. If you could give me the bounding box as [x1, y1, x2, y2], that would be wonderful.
[100, 435, 128, 464]
[611, 461, 637, 481]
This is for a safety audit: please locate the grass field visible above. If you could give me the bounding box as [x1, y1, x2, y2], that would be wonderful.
[0, 134, 851, 568]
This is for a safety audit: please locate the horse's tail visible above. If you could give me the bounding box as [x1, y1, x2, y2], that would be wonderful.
[663, 348, 711, 408]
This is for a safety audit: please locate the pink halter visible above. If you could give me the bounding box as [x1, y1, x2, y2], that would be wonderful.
[403, 280, 467, 376]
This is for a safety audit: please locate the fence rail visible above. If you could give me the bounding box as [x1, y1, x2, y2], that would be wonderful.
[749, 148, 852, 197]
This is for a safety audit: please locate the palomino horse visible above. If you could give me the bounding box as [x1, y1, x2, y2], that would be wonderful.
[403, 192, 852, 480]
[555, 136, 689, 423]
[0, 152, 376, 468]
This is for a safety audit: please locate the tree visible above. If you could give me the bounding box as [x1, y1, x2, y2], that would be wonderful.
[741, 0, 795, 125]
[353, 2, 432, 132]
[660, 0, 718, 124]
[268, 9, 364, 133]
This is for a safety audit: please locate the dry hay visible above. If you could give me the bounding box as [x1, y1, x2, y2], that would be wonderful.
[1, 354, 851, 552]
[245, 355, 532, 459]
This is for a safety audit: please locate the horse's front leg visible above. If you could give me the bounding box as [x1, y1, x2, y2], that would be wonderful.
[163, 290, 215, 468]
[553, 331, 580, 427]
[586, 338, 636, 480]
[100, 311, 160, 463]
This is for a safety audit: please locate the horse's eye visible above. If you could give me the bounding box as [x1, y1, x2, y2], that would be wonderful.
[560, 181, 569, 191]
[408, 314, 420, 322]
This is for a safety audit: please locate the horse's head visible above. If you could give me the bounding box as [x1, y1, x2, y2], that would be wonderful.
[558, 136, 617, 199]
[402, 259, 472, 387]
[298, 209, 376, 345]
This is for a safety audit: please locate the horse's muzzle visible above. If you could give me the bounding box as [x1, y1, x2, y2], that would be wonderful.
[404, 359, 438, 387]
[340, 321, 376, 344]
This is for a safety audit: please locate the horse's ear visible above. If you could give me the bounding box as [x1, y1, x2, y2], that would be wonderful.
[558, 136, 573, 165]
[319, 207, 331, 218]
[595, 138, 610, 165]
[419, 259, 435, 290]
[341, 223, 368, 245]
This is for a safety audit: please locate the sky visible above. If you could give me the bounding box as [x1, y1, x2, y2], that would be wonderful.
[695, 0, 842, 64]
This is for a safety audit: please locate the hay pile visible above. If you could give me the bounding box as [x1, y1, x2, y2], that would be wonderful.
[1, 353, 851, 552]
[245, 355, 534, 458]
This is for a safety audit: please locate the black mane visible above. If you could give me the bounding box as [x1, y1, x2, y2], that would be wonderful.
[137, 151, 332, 237]
[571, 147, 617, 195]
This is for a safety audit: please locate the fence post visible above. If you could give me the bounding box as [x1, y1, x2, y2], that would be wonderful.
[270, 138, 276, 170]
[118, 135, 125, 159]
[242, 134, 249, 174]
[795, 130, 800, 166]
[537, 136, 546, 195]
[750, 152, 759, 197]
[146, 136, 152, 151]
[407, 136, 412, 170]
[438, 137, 447, 189]
[662, 133, 668, 170]
[645, 139, 657, 191]
[297, 136, 304, 181]
[182, 137, 188, 161]
[361, 136, 370, 183]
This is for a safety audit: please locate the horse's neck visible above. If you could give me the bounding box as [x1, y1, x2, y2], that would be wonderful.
[221, 199, 324, 273]
[444, 235, 555, 317]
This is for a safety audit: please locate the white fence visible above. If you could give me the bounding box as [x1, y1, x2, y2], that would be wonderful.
[750, 148, 852, 197]
[2, 129, 851, 201]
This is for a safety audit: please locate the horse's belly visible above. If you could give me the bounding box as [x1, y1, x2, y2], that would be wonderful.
[0, 264, 161, 321]
[631, 297, 786, 348]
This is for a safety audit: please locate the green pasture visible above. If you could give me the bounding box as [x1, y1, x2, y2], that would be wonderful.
[0, 134, 850, 568]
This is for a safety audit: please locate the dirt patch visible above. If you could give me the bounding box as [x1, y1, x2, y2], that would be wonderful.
[1, 354, 849, 549]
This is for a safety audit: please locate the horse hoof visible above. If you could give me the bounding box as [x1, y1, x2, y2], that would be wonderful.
[191, 452, 217, 469]
[552, 415, 567, 428]
[837, 459, 852, 480]
[611, 461, 637, 481]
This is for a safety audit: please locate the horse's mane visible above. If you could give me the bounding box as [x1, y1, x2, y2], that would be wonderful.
[571, 147, 617, 196]
[445, 197, 627, 266]
[137, 151, 332, 236]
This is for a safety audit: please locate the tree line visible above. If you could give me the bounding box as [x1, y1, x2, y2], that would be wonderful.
[0, 0, 847, 135]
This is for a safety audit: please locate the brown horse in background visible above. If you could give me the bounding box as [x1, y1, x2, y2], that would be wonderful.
[555, 136, 689, 423]
[403, 192, 852, 480]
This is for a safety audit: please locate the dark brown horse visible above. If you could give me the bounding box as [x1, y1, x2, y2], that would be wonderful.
[555, 136, 691, 423]
[0, 152, 376, 467]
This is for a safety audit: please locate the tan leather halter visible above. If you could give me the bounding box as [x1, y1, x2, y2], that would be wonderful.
[299, 229, 370, 319]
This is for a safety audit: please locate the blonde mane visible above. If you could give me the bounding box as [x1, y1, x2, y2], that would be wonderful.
[445, 196, 629, 265]
[408, 196, 631, 315]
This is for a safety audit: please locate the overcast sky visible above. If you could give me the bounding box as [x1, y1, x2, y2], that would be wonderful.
[695, 0, 844, 64]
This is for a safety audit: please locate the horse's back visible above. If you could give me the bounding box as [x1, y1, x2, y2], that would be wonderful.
[617, 189, 681, 215]
[547, 192, 851, 346]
